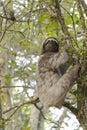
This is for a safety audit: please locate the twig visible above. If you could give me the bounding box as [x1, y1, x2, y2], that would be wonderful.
[0, 85, 34, 89]
[3, 98, 39, 115]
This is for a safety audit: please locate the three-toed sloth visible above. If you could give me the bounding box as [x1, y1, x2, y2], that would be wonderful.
[36, 37, 79, 108]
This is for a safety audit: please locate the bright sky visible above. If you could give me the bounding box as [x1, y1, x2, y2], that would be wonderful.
[84, 0, 87, 4]
[45, 107, 83, 130]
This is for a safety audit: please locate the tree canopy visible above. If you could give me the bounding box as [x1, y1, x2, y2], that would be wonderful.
[0, 0, 87, 130]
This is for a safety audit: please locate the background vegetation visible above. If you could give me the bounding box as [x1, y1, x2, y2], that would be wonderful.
[0, 0, 87, 130]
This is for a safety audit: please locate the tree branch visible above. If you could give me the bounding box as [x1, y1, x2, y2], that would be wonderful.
[55, 0, 71, 42]
[80, 0, 87, 16]
[0, 85, 34, 89]
[3, 98, 39, 114]
[77, 0, 86, 30]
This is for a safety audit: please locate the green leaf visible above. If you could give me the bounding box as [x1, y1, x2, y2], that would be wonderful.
[20, 39, 30, 46]
[5, 74, 11, 83]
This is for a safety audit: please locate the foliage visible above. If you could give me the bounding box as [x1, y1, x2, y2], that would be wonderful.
[0, 0, 87, 130]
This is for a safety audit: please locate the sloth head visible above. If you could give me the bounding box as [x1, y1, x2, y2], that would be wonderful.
[41, 37, 59, 54]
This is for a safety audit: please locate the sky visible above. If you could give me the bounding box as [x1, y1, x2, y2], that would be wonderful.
[84, 0, 87, 4]
[45, 107, 83, 130]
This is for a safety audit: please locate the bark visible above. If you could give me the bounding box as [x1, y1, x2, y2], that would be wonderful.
[0, 54, 5, 130]
[77, 72, 87, 129]
[0, 99, 4, 130]
[30, 105, 44, 130]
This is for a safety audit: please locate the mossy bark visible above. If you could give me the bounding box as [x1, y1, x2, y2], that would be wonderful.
[77, 75, 87, 130]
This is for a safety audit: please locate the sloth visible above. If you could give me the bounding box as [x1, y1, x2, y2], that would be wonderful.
[36, 37, 79, 108]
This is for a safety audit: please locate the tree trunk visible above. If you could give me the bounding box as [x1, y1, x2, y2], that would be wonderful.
[0, 99, 4, 130]
[77, 77, 87, 130]
[30, 105, 44, 130]
[0, 54, 5, 130]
